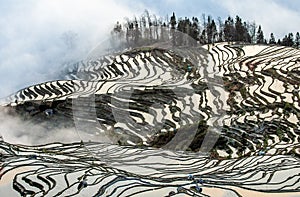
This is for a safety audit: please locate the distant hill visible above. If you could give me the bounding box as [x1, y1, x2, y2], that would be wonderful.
[2, 43, 300, 159]
[1, 42, 300, 197]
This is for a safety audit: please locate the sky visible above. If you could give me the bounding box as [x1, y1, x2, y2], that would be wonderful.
[137, 0, 300, 38]
[0, 0, 300, 98]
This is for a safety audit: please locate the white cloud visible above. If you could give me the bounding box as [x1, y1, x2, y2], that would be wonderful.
[0, 108, 80, 145]
[0, 0, 143, 98]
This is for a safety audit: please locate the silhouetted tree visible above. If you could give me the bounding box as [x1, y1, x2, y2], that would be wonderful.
[111, 10, 298, 49]
[176, 18, 185, 45]
[288, 33, 294, 46]
[133, 19, 141, 45]
[295, 32, 300, 48]
[282, 33, 294, 47]
[191, 17, 200, 42]
[269, 33, 276, 44]
[200, 30, 207, 44]
[207, 16, 217, 44]
[282, 35, 288, 46]
[235, 16, 244, 41]
[170, 12, 177, 45]
[256, 25, 264, 44]
[277, 39, 281, 45]
[224, 17, 235, 42]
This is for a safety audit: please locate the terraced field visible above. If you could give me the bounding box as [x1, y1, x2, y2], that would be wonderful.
[1, 43, 300, 196]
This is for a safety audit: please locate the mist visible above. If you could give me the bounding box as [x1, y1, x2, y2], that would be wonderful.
[0, 0, 144, 98]
[0, 0, 147, 145]
[0, 107, 78, 144]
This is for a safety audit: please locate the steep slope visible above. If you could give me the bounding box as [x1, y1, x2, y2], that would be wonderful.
[1, 43, 300, 196]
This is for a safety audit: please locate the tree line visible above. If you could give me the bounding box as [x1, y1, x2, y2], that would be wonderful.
[111, 10, 300, 48]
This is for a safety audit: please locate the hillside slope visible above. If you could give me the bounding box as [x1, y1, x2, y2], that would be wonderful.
[1, 43, 300, 196]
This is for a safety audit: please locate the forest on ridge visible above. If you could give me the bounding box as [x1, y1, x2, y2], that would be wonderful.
[111, 10, 300, 48]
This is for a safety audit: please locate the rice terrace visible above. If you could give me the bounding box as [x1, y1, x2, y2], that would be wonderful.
[1, 1, 300, 197]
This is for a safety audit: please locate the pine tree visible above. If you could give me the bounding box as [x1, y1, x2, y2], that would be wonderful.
[282, 35, 288, 46]
[287, 33, 294, 47]
[200, 30, 207, 44]
[224, 17, 235, 42]
[170, 12, 176, 29]
[206, 15, 212, 43]
[176, 18, 185, 45]
[133, 20, 141, 45]
[281, 33, 294, 47]
[191, 17, 200, 42]
[256, 25, 264, 44]
[295, 32, 300, 48]
[269, 33, 276, 44]
[112, 11, 298, 49]
[277, 39, 281, 45]
[125, 20, 134, 46]
[235, 16, 244, 42]
[170, 12, 177, 46]
[207, 16, 217, 44]
[243, 22, 251, 43]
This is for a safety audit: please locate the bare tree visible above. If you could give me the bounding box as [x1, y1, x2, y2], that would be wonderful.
[217, 17, 224, 42]
[145, 10, 153, 41]
[247, 21, 256, 43]
[61, 31, 78, 49]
